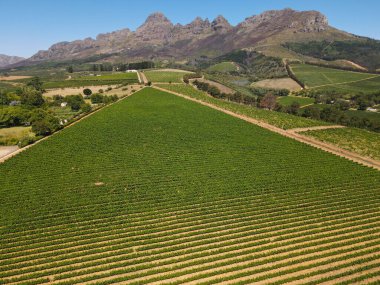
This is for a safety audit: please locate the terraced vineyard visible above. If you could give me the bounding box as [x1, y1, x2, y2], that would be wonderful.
[156, 83, 328, 129]
[1, 88, 379, 284]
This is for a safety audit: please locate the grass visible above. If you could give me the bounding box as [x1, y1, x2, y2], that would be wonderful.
[0, 88, 379, 284]
[156, 84, 328, 129]
[291, 64, 380, 93]
[208, 62, 239, 73]
[144, 70, 191, 83]
[76, 73, 138, 81]
[303, 127, 380, 161]
[277, 96, 315, 107]
[0, 126, 34, 146]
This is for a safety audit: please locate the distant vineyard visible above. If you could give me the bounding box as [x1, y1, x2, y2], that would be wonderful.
[0, 88, 379, 284]
[156, 84, 328, 129]
[43, 73, 139, 88]
[144, 70, 191, 83]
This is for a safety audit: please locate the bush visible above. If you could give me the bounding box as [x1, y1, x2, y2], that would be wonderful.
[83, 88, 92, 97]
[31, 115, 60, 136]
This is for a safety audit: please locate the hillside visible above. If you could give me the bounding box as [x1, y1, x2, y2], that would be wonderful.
[0, 54, 25, 68]
[15, 9, 356, 66]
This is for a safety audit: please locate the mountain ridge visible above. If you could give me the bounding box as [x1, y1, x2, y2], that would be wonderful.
[16, 8, 359, 66]
[0, 54, 25, 68]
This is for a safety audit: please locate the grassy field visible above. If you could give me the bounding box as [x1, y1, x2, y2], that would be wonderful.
[0, 127, 34, 146]
[157, 84, 328, 129]
[291, 64, 380, 92]
[251, 78, 302, 92]
[277, 96, 315, 107]
[208, 62, 239, 73]
[303, 127, 380, 161]
[0, 87, 379, 284]
[144, 70, 191, 83]
[43, 73, 139, 89]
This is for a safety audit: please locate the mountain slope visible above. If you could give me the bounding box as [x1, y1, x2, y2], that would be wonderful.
[20, 9, 357, 65]
[0, 54, 25, 68]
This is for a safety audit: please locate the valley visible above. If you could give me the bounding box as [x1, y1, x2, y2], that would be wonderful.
[1, 4, 380, 284]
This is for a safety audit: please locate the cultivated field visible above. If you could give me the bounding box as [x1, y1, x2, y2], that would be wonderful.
[0, 88, 379, 284]
[291, 64, 380, 92]
[44, 84, 143, 98]
[157, 84, 328, 129]
[144, 70, 192, 83]
[277, 96, 315, 107]
[252, 78, 302, 91]
[43, 73, 139, 89]
[0, 75, 32, 81]
[208, 61, 240, 73]
[303, 127, 380, 161]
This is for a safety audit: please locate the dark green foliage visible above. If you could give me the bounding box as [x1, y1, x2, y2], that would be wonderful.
[66, 66, 74, 73]
[26, 77, 44, 92]
[0, 106, 30, 127]
[0, 91, 10, 105]
[83, 88, 92, 97]
[284, 40, 380, 71]
[65, 95, 85, 111]
[91, 94, 118, 104]
[19, 87, 45, 107]
[31, 114, 60, 136]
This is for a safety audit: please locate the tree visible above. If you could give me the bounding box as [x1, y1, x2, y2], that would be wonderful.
[32, 115, 60, 136]
[81, 103, 92, 113]
[83, 88, 92, 97]
[0, 92, 10, 105]
[65, 95, 84, 111]
[91, 94, 104, 104]
[26, 77, 44, 92]
[259, 93, 277, 110]
[289, 101, 301, 115]
[66, 66, 74, 73]
[20, 87, 45, 107]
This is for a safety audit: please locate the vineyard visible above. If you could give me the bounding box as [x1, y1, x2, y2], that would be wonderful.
[0, 88, 379, 284]
[291, 64, 380, 93]
[144, 70, 191, 83]
[156, 83, 328, 129]
[43, 73, 139, 89]
[303, 127, 380, 161]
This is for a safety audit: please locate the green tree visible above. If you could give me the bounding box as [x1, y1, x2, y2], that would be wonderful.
[26, 77, 44, 92]
[66, 66, 74, 73]
[91, 94, 104, 104]
[20, 87, 45, 107]
[83, 88, 92, 97]
[32, 114, 60, 136]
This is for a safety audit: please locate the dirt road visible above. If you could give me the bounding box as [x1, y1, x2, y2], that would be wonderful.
[154, 86, 380, 171]
[138, 71, 148, 84]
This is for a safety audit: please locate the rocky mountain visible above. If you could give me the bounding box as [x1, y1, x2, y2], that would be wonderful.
[21, 9, 355, 65]
[0, 54, 25, 68]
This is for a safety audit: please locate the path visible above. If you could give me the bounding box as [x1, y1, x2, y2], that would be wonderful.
[0, 146, 19, 161]
[287, 125, 346, 133]
[138, 71, 148, 84]
[153, 86, 380, 171]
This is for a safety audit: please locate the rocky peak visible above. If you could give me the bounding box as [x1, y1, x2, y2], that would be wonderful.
[136, 12, 174, 41]
[238, 8, 328, 33]
[211, 15, 232, 33]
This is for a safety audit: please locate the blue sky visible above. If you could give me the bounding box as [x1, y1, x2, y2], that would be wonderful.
[1, 0, 379, 58]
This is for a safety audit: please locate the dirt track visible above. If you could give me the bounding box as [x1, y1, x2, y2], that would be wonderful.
[154, 86, 380, 171]
[138, 71, 148, 84]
